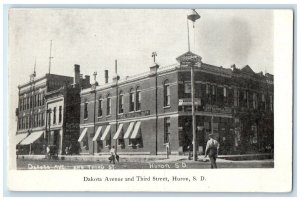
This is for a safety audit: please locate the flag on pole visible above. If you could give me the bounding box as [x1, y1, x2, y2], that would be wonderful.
[187, 9, 200, 22]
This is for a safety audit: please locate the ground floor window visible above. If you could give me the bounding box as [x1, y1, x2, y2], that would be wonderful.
[164, 117, 171, 144]
[118, 139, 125, 147]
[128, 138, 142, 147]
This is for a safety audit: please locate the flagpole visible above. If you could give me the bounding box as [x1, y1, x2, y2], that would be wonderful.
[187, 9, 200, 161]
[187, 16, 190, 52]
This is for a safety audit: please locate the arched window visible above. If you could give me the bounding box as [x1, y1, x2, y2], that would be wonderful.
[163, 80, 170, 107]
[84, 102, 88, 119]
[129, 88, 135, 112]
[107, 94, 111, 115]
[136, 86, 141, 111]
[119, 91, 124, 114]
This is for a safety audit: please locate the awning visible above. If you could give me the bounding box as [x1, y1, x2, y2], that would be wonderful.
[130, 121, 141, 139]
[92, 126, 102, 141]
[124, 122, 135, 139]
[15, 134, 28, 145]
[20, 131, 44, 145]
[101, 125, 111, 140]
[113, 124, 123, 140]
[78, 127, 88, 142]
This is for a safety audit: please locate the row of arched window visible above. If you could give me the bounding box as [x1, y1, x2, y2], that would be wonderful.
[83, 80, 171, 120]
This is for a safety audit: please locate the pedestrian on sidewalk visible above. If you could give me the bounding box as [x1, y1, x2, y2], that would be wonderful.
[205, 133, 220, 169]
[109, 146, 116, 164]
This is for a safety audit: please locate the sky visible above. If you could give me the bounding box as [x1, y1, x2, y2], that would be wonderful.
[8, 9, 274, 128]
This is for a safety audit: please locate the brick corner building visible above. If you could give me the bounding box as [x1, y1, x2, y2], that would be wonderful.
[78, 52, 274, 156]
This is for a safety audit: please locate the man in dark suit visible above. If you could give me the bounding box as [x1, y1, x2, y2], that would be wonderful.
[205, 134, 220, 169]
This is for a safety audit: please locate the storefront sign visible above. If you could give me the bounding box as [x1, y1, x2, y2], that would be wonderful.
[176, 52, 202, 63]
[204, 105, 232, 114]
[118, 110, 150, 119]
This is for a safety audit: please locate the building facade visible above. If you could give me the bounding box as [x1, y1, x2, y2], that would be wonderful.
[44, 65, 91, 155]
[16, 73, 74, 154]
[78, 52, 274, 155]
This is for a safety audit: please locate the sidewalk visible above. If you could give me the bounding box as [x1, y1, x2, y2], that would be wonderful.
[18, 153, 273, 163]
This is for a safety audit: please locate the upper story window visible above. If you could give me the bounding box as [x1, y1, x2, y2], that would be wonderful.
[223, 87, 228, 97]
[270, 95, 273, 112]
[212, 85, 216, 96]
[37, 94, 41, 106]
[19, 99, 22, 111]
[98, 98, 103, 117]
[262, 94, 265, 102]
[234, 88, 239, 107]
[243, 90, 247, 100]
[129, 88, 135, 112]
[184, 82, 191, 94]
[206, 84, 210, 95]
[84, 102, 88, 119]
[41, 113, 44, 126]
[42, 92, 45, 105]
[53, 107, 57, 124]
[59, 106, 62, 123]
[107, 94, 111, 115]
[136, 87, 141, 111]
[119, 91, 124, 114]
[29, 96, 32, 109]
[164, 80, 170, 107]
[253, 93, 258, 109]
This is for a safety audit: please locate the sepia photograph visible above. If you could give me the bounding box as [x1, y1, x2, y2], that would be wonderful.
[7, 8, 293, 192]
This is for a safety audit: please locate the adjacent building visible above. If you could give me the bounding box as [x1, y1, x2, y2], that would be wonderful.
[16, 73, 73, 154]
[16, 66, 90, 155]
[44, 65, 90, 155]
[78, 52, 274, 156]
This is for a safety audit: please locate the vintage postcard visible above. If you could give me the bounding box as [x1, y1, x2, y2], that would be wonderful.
[7, 8, 293, 192]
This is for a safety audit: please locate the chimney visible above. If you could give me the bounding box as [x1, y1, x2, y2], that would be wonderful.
[150, 63, 159, 73]
[105, 70, 109, 84]
[85, 75, 90, 85]
[74, 64, 80, 84]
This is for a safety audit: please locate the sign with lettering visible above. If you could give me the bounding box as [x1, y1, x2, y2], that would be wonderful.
[118, 110, 150, 119]
[204, 105, 232, 114]
[176, 52, 202, 64]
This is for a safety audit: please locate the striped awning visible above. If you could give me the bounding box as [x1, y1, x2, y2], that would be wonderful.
[15, 134, 28, 145]
[20, 131, 44, 145]
[92, 126, 102, 141]
[130, 121, 141, 139]
[78, 128, 88, 142]
[124, 122, 135, 139]
[101, 125, 111, 140]
[113, 124, 123, 140]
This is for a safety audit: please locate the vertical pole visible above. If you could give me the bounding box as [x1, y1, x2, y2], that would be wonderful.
[115, 60, 118, 152]
[211, 116, 214, 134]
[48, 40, 53, 74]
[48, 110, 51, 146]
[93, 90, 96, 155]
[155, 65, 158, 155]
[191, 64, 197, 161]
[44, 106, 48, 157]
[187, 17, 190, 52]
